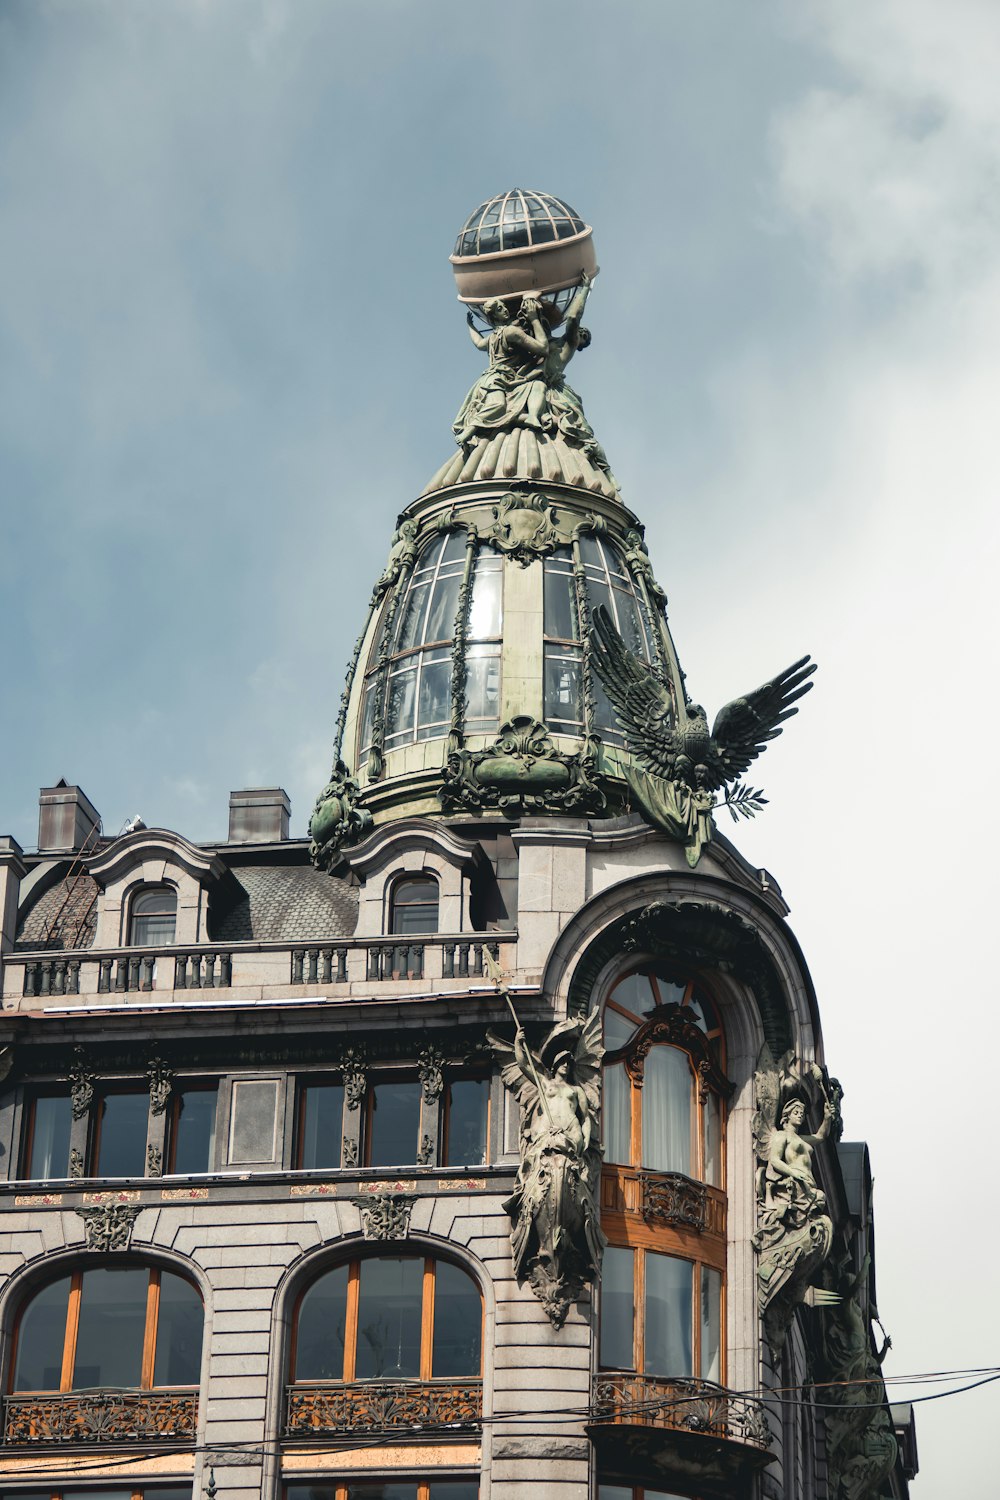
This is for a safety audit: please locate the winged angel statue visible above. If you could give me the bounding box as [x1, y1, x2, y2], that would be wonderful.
[489, 1013, 605, 1328]
[752, 1056, 838, 1350]
[590, 605, 816, 865]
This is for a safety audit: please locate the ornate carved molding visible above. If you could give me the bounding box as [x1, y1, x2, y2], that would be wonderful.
[146, 1057, 173, 1116]
[353, 1192, 414, 1240]
[284, 1378, 482, 1438]
[69, 1046, 94, 1120]
[480, 491, 602, 566]
[338, 1046, 368, 1111]
[309, 760, 374, 871]
[418, 1046, 445, 1104]
[69, 1148, 84, 1180]
[146, 1145, 163, 1178]
[441, 714, 606, 818]
[76, 1203, 141, 1252]
[342, 1135, 359, 1169]
[640, 1170, 708, 1232]
[3, 1389, 197, 1446]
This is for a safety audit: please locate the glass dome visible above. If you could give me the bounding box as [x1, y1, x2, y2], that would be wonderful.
[454, 189, 587, 258]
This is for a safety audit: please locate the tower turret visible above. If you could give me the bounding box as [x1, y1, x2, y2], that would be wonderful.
[310, 194, 812, 872]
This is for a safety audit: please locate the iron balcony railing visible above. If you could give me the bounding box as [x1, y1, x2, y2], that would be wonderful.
[2, 1388, 198, 1446]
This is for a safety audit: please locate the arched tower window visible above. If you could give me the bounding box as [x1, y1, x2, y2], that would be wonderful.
[11, 1264, 203, 1394]
[290, 1254, 482, 1386]
[128, 886, 177, 947]
[389, 875, 439, 935]
[359, 531, 503, 764]
[543, 535, 655, 744]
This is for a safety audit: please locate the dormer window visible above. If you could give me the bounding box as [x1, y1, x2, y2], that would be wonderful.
[129, 886, 177, 947]
[389, 876, 439, 935]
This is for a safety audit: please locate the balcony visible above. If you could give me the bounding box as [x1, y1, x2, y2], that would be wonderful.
[10, 933, 513, 1005]
[600, 1165, 727, 1238]
[2, 1388, 198, 1446]
[284, 1378, 483, 1440]
[589, 1374, 772, 1497]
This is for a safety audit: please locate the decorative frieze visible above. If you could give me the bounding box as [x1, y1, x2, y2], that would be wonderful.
[76, 1203, 141, 1252]
[353, 1192, 414, 1240]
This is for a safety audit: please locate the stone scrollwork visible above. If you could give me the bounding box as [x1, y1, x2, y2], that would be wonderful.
[146, 1056, 173, 1116]
[752, 1051, 837, 1351]
[418, 1046, 445, 1104]
[480, 490, 603, 567]
[309, 760, 374, 871]
[338, 1046, 368, 1111]
[69, 1046, 94, 1121]
[76, 1203, 142, 1252]
[489, 1012, 605, 1328]
[354, 1192, 414, 1241]
[441, 715, 606, 819]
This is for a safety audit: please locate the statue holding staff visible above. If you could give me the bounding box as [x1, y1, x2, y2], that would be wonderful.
[486, 957, 605, 1327]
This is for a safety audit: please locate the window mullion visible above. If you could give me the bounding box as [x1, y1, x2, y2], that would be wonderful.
[61, 1272, 82, 1391]
[344, 1262, 360, 1380]
[421, 1257, 435, 1380]
[634, 1249, 645, 1373]
[142, 1268, 160, 1388]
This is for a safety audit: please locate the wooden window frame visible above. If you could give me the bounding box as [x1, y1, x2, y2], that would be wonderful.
[19, 1089, 73, 1181]
[291, 1256, 484, 1384]
[164, 1081, 218, 1175]
[598, 1244, 726, 1386]
[8, 1265, 201, 1395]
[440, 1075, 490, 1170]
[128, 884, 178, 947]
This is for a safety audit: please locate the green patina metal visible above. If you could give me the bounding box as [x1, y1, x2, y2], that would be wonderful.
[566, 898, 794, 1057]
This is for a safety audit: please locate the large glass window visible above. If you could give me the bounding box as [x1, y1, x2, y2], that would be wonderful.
[128, 886, 177, 947]
[543, 538, 657, 744]
[93, 1090, 150, 1178]
[443, 1079, 489, 1167]
[20, 1093, 72, 1180]
[599, 1246, 720, 1384]
[166, 1086, 218, 1174]
[367, 1079, 423, 1168]
[0, 1490, 193, 1500]
[602, 970, 725, 1186]
[293, 1073, 489, 1171]
[11, 1266, 203, 1394]
[297, 1081, 345, 1170]
[293, 1257, 482, 1384]
[360, 532, 502, 763]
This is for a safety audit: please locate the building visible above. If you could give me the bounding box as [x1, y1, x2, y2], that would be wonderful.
[0, 192, 917, 1500]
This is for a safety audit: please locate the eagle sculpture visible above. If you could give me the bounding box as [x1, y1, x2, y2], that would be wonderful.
[590, 605, 815, 862]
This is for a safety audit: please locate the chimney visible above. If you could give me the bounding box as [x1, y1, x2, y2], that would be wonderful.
[228, 787, 291, 844]
[38, 781, 101, 852]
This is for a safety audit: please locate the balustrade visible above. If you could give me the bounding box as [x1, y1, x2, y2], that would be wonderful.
[591, 1373, 770, 1449]
[2, 1389, 198, 1446]
[285, 1379, 482, 1438]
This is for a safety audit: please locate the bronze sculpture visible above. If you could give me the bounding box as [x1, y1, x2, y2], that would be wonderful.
[489, 1011, 605, 1328]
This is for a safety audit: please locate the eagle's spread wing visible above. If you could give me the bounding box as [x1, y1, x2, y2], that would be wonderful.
[590, 605, 677, 774]
[711, 656, 816, 781]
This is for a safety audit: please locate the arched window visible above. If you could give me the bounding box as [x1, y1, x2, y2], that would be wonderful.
[602, 970, 726, 1185]
[11, 1265, 203, 1394]
[291, 1255, 482, 1385]
[128, 886, 177, 947]
[543, 536, 656, 743]
[359, 531, 503, 763]
[389, 875, 439, 935]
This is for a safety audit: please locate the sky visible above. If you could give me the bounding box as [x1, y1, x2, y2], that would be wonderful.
[2, 0, 999, 1490]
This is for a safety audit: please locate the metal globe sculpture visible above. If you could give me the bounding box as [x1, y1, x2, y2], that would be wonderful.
[450, 189, 597, 320]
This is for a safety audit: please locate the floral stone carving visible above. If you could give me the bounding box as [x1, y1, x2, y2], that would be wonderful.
[489, 1012, 605, 1328]
[441, 715, 605, 818]
[479, 490, 601, 567]
[76, 1203, 142, 1252]
[146, 1056, 173, 1115]
[752, 1051, 840, 1351]
[354, 1193, 414, 1240]
[69, 1046, 94, 1120]
[418, 1046, 445, 1104]
[310, 760, 374, 871]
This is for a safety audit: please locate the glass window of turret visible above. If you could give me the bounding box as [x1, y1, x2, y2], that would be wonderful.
[602, 969, 725, 1186]
[359, 531, 502, 764]
[542, 536, 655, 745]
